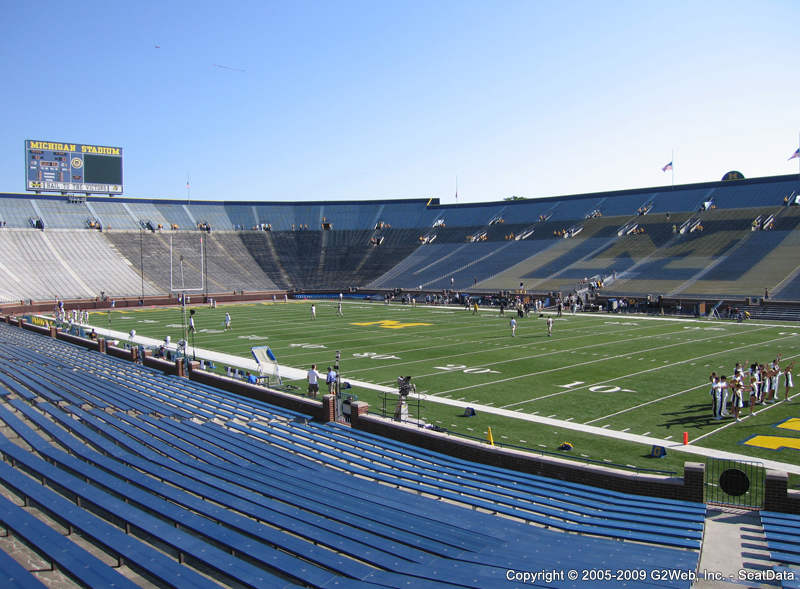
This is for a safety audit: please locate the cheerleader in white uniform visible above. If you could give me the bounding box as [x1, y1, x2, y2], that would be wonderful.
[732, 380, 744, 421]
[784, 362, 794, 402]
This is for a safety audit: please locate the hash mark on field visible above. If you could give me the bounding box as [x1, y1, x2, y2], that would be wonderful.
[519, 439, 527, 443]
[626, 464, 637, 468]
[664, 435, 672, 440]
[642, 431, 650, 436]
[622, 427, 630, 432]
[580, 454, 589, 458]
[466, 427, 473, 431]
[601, 424, 610, 428]
[603, 459, 612, 463]
[485, 402, 495, 406]
[547, 414, 556, 418]
[501, 435, 509, 439]
[538, 444, 547, 448]
[456, 397, 465, 401]
[530, 411, 539, 415]
[565, 417, 573, 422]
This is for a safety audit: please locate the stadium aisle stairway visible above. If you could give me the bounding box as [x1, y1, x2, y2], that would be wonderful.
[0, 323, 701, 587]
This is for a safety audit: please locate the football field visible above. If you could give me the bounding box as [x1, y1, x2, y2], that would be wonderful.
[95, 300, 800, 480]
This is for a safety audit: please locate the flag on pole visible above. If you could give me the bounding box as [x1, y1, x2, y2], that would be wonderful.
[789, 148, 800, 161]
[186, 178, 191, 189]
[661, 161, 673, 172]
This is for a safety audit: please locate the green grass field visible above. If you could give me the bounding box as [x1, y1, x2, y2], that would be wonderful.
[94, 299, 800, 484]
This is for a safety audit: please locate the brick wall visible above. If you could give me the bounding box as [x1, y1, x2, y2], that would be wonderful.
[188, 367, 324, 420]
[349, 405, 702, 502]
[56, 331, 100, 352]
[765, 470, 800, 513]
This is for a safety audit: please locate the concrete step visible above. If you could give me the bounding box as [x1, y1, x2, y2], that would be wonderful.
[695, 507, 783, 588]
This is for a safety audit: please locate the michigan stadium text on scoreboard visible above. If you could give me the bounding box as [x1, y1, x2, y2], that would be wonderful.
[25, 139, 123, 194]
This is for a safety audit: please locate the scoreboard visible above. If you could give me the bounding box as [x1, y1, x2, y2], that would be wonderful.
[25, 140, 123, 194]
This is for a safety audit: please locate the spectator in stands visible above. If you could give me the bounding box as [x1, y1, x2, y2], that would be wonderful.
[307, 364, 320, 398]
[89, 328, 97, 340]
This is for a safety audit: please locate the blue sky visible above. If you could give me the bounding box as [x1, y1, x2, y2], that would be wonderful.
[2, 0, 799, 203]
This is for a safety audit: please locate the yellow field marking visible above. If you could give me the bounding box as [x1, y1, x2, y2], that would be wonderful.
[350, 320, 432, 329]
[777, 417, 800, 432]
[743, 435, 800, 452]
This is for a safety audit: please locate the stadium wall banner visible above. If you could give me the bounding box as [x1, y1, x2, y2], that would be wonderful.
[26, 315, 53, 328]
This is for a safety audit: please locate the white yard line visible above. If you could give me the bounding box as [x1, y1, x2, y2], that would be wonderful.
[445, 325, 778, 401]
[583, 349, 800, 425]
[583, 383, 709, 424]
[690, 393, 800, 444]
